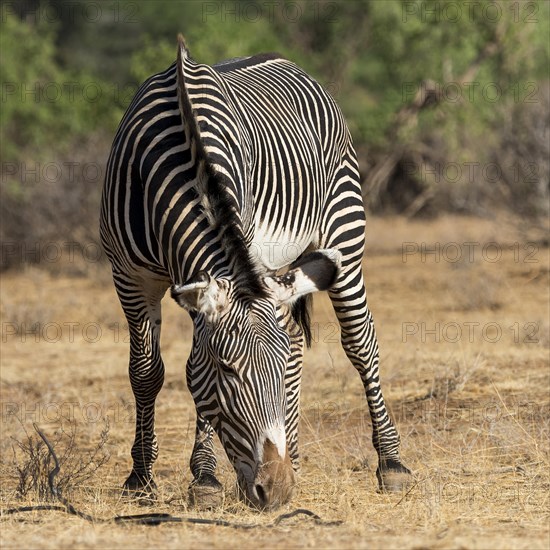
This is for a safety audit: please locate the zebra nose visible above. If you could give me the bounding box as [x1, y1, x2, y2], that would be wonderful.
[254, 482, 268, 508]
[251, 439, 295, 509]
[252, 467, 294, 510]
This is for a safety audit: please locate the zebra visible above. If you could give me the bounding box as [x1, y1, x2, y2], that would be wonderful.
[100, 36, 411, 510]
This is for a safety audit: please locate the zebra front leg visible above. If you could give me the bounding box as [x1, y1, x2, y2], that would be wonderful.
[285, 318, 305, 473]
[115, 279, 166, 500]
[329, 267, 412, 492]
[188, 414, 224, 509]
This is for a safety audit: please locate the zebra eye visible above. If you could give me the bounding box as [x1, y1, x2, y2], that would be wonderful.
[218, 361, 237, 377]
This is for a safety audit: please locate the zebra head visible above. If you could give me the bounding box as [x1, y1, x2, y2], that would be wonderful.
[172, 250, 340, 509]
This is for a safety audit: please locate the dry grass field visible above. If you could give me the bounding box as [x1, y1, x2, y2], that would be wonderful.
[1, 215, 548, 549]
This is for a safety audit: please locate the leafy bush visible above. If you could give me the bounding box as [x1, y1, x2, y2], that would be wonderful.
[0, 14, 121, 160]
[0, 13, 120, 268]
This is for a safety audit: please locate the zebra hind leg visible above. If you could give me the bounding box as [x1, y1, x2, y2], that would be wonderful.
[188, 414, 224, 509]
[329, 265, 413, 492]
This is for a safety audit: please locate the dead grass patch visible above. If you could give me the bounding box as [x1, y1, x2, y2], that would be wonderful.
[1, 216, 548, 549]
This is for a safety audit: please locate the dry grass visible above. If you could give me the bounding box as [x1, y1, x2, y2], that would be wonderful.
[1, 215, 549, 549]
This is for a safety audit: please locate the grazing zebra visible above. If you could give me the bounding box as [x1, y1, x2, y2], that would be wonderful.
[100, 36, 411, 509]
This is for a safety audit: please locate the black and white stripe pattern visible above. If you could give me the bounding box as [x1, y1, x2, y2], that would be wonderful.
[100, 37, 409, 502]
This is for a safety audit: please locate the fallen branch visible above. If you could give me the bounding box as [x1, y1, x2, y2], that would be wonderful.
[2, 424, 342, 528]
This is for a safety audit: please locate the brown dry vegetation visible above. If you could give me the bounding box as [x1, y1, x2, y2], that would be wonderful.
[1, 216, 549, 549]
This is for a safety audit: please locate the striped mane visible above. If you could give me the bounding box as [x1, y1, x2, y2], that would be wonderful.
[176, 35, 267, 300]
[201, 161, 268, 301]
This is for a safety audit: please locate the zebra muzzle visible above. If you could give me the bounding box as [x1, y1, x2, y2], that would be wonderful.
[248, 439, 295, 510]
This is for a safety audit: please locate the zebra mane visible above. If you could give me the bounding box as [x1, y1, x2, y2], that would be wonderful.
[176, 35, 267, 301]
[201, 164, 268, 301]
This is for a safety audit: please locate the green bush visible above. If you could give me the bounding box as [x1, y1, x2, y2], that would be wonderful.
[1, 0, 548, 270]
[0, 14, 121, 162]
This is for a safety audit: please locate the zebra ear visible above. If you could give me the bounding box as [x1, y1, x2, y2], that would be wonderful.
[264, 249, 341, 304]
[171, 272, 227, 320]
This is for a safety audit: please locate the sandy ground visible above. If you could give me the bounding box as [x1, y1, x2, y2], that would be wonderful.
[1, 215, 549, 549]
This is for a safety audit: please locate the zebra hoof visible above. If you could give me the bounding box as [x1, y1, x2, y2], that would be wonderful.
[122, 471, 157, 505]
[189, 474, 224, 510]
[376, 458, 414, 493]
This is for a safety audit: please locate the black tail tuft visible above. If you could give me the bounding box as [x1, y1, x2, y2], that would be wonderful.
[292, 294, 313, 348]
